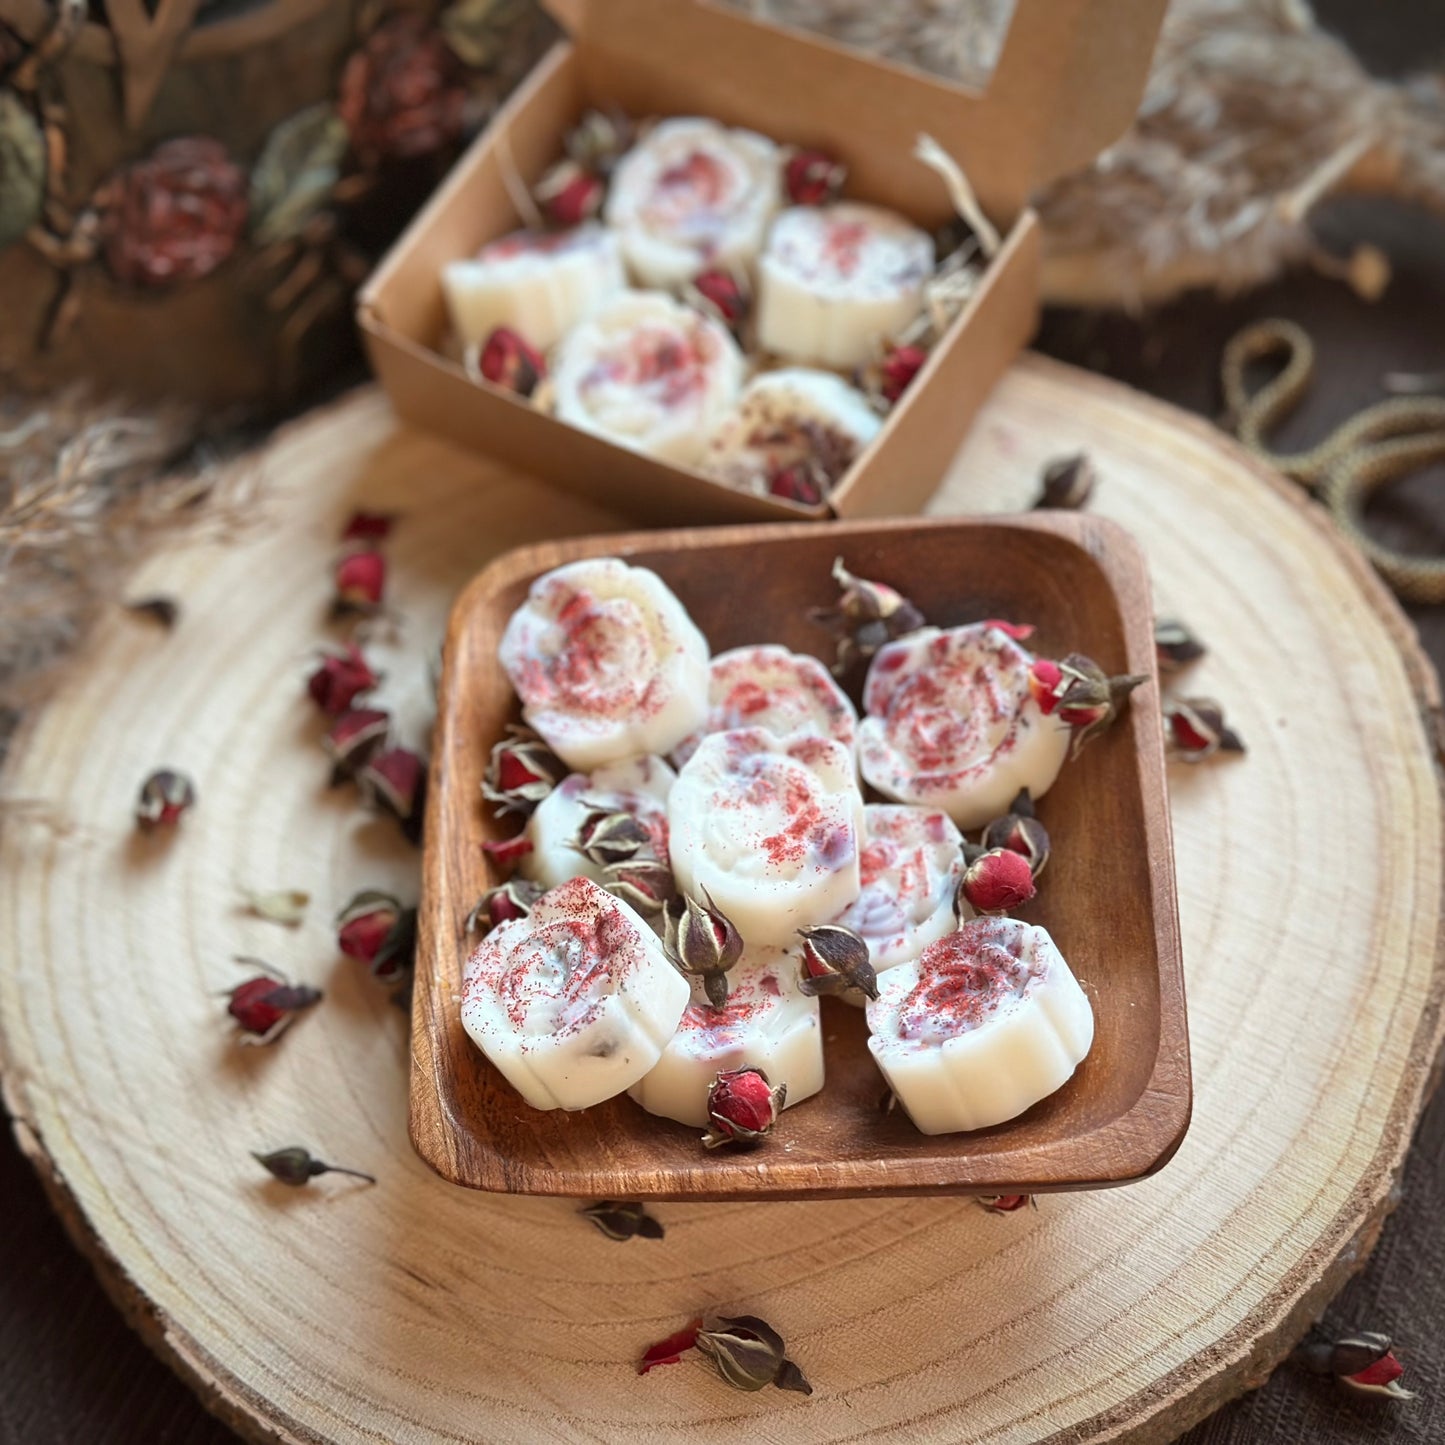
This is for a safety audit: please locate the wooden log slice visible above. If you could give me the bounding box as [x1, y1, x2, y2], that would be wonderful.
[1, 354, 1441, 1444]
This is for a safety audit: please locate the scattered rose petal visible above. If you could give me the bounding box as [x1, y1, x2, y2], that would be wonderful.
[307, 643, 380, 715]
[638, 1319, 703, 1374]
[482, 835, 534, 866]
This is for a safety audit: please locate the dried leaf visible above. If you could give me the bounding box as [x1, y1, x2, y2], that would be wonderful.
[243, 887, 311, 926]
[249, 104, 348, 247]
[0, 89, 45, 251]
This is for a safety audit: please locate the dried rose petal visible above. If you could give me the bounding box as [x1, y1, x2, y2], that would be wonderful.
[534, 159, 605, 227]
[638, 1318, 703, 1374]
[336, 889, 415, 981]
[481, 834, 534, 867]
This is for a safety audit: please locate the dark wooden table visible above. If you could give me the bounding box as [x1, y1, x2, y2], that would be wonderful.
[6, 17, 1445, 1445]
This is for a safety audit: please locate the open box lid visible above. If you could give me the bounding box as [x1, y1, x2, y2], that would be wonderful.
[541, 0, 1167, 226]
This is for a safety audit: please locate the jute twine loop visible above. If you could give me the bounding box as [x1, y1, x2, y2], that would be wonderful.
[1222, 318, 1445, 604]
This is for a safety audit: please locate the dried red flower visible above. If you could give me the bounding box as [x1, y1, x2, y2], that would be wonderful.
[1293, 1329, 1417, 1402]
[323, 707, 391, 782]
[685, 268, 749, 332]
[665, 892, 743, 1006]
[1029, 652, 1146, 756]
[810, 557, 926, 674]
[879, 343, 928, 404]
[97, 138, 248, 289]
[638, 1318, 703, 1374]
[465, 878, 544, 932]
[1166, 697, 1246, 762]
[306, 643, 379, 715]
[357, 746, 427, 843]
[341, 511, 395, 542]
[697, 1315, 812, 1394]
[227, 973, 321, 1045]
[768, 463, 825, 507]
[1154, 618, 1206, 672]
[481, 726, 565, 816]
[978, 1193, 1035, 1213]
[958, 847, 1036, 915]
[481, 834, 534, 867]
[534, 159, 605, 226]
[336, 889, 415, 981]
[478, 326, 546, 397]
[135, 768, 196, 828]
[980, 789, 1050, 878]
[702, 1067, 786, 1149]
[338, 15, 465, 163]
[334, 550, 386, 612]
[796, 922, 878, 1000]
[784, 147, 846, 205]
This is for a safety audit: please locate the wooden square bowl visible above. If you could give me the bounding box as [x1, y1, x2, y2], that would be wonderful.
[413, 515, 1189, 1200]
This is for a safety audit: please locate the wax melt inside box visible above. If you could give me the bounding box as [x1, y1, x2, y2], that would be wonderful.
[360, 0, 1166, 524]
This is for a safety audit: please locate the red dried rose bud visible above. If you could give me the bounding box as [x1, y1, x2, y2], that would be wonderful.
[810, 556, 926, 674]
[1154, 618, 1206, 672]
[879, 343, 928, 404]
[478, 326, 546, 398]
[978, 1194, 1035, 1213]
[357, 746, 427, 844]
[1034, 453, 1096, 510]
[334, 549, 386, 613]
[227, 974, 321, 1045]
[336, 889, 416, 981]
[465, 878, 544, 933]
[768, 463, 825, 507]
[481, 833, 535, 868]
[1166, 696, 1245, 762]
[702, 1067, 786, 1149]
[958, 847, 1036, 916]
[1293, 1330, 1416, 1401]
[980, 789, 1050, 878]
[785, 147, 846, 206]
[685, 268, 749, 332]
[338, 14, 465, 163]
[306, 643, 379, 715]
[534, 159, 605, 227]
[341, 511, 394, 542]
[323, 707, 390, 782]
[666, 891, 744, 1006]
[135, 768, 196, 828]
[796, 922, 878, 1001]
[481, 726, 565, 816]
[96, 138, 248, 290]
[1029, 652, 1146, 756]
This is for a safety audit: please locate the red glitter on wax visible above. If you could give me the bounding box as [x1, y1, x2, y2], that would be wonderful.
[899, 921, 1034, 1039]
[657, 150, 726, 205]
[822, 219, 867, 276]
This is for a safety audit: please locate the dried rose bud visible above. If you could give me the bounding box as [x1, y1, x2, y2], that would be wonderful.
[479, 326, 545, 398]
[1154, 618, 1206, 672]
[879, 342, 928, 404]
[702, 1067, 786, 1149]
[481, 834, 535, 868]
[227, 973, 321, 1045]
[574, 809, 654, 867]
[334, 549, 386, 613]
[579, 1200, 664, 1241]
[565, 107, 634, 177]
[357, 746, 427, 844]
[796, 922, 878, 1001]
[136, 768, 196, 829]
[465, 878, 544, 932]
[600, 857, 676, 917]
[1166, 696, 1245, 762]
[341, 511, 394, 542]
[684, 267, 749, 333]
[252, 1146, 375, 1188]
[534, 158, 605, 227]
[1029, 652, 1146, 757]
[958, 847, 1036, 916]
[481, 726, 565, 816]
[980, 789, 1050, 878]
[336, 889, 415, 982]
[323, 707, 390, 783]
[306, 643, 379, 715]
[810, 556, 926, 674]
[638, 1318, 703, 1374]
[697, 1314, 812, 1394]
[978, 1193, 1035, 1214]
[1034, 452, 1096, 510]
[666, 891, 744, 1006]
[768, 462, 825, 508]
[785, 147, 846, 206]
[1293, 1330, 1416, 1401]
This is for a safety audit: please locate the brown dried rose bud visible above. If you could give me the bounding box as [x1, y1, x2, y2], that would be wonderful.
[338, 14, 465, 164]
[1166, 696, 1245, 762]
[307, 643, 379, 715]
[796, 923, 878, 1001]
[697, 1314, 812, 1394]
[1029, 653, 1146, 757]
[336, 889, 416, 982]
[478, 325, 546, 397]
[481, 726, 565, 816]
[879, 342, 928, 404]
[579, 1200, 664, 1242]
[702, 1067, 786, 1149]
[96, 138, 248, 289]
[252, 1146, 375, 1187]
[684, 267, 749, 333]
[227, 971, 321, 1045]
[1292, 1330, 1416, 1401]
[357, 746, 427, 844]
[602, 857, 676, 917]
[465, 878, 544, 933]
[323, 707, 390, 783]
[1034, 452, 1096, 510]
[334, 549, 386, 613]
[980, 789, 1050, 878]
[977, 1193, 1036, 1214]
[136, 768, 196, 828]
[785, 147, 846, 206]
[1154, 618, 1206, 672]
[810, 556, 926, 674]
[534, 159, 605, 227]
[665, 891, 743, 1006]
[565, 107, 634, 177]
[573, 809, 653, 867]
[958, 847, 1036, 916]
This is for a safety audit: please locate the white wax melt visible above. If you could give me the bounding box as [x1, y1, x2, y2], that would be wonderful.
[551, 291, 744, 466]
[757, 203, 933, 369]
[520, 755, 675, 890]
[866, 917, 1094, 1134]
[858, 624, 1069, 829]
[441, 223, 626, 351]
[499, 557, 710, 771]
[627, 950, 823, 1126]
[461, 877, 690, 1111]
[604, 117, 783, 287]
[700, 368, 882, 498]
[833, 805, 965, 978]
[672, 643, 858, 767]
[668, 728, 863, 948]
